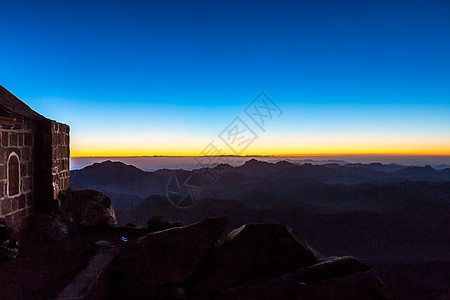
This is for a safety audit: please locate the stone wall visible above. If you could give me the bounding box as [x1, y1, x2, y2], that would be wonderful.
[0, 116, 70, 227]
[51, 121, 70, 198]
[0, 116, 34, 228]
[33, 119, 70, 212]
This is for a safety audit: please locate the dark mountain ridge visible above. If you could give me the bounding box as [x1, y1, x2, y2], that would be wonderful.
[70, 160, 165, 197]
[71, 159, 450, 210]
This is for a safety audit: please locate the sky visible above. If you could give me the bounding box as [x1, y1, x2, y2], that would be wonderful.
[1, 0, 449, 160]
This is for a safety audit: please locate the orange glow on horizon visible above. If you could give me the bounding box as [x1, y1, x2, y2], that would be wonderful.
[70, 135, 450, 157]
[71, 150, 450, 158]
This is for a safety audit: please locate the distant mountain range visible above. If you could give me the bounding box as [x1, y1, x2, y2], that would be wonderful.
[70, 156, 450, 171]
[70, 159, 450, 210]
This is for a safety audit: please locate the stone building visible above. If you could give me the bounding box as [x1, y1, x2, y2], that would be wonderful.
[0, 85, 70, 229]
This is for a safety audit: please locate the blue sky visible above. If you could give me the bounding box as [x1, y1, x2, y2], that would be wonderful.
[1, 0, 449, 157]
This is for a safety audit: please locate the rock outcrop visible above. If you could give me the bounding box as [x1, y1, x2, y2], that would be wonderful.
[120, 217, 229, 298]
[193, 223, 321, 291]
[57, 189, 117, 227]
[112, 220, 391, 299]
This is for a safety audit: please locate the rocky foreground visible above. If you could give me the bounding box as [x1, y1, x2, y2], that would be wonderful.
[20, 190, 392, 299]
[113, 217, 391, 299]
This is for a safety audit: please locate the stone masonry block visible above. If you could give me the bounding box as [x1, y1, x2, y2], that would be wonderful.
[2, 132, 8, 147]
[9, 133, 17, 146]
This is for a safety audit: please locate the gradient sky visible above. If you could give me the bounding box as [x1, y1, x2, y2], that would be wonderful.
[1, 0, 449, 157]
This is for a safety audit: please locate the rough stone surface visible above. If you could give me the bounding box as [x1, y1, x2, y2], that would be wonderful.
[193, 223, 321, 291]
[56, 246, 118, 300]
[33, 119, 70, 212]
[53, 220, 390, 300]
[57, 189, 117, 228]
[0, 116, 34, 229]
[121, 217, 229, 298]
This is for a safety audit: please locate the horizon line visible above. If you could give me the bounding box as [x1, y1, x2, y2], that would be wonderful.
[71, 153, 450, 158]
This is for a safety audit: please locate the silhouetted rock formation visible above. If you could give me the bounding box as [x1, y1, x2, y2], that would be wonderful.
[192, 223, 321, 292]
[121, 217, 229, 298]
[56, 189, 117, 227]
[25, 190, 117, 242]
[112, 218, 390, 299]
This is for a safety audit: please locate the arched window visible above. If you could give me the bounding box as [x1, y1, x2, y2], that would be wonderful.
[8, 153, 20, 196]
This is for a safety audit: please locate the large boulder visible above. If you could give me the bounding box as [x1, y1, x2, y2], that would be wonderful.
[193, 223, 321, 292]
[112, 220, 391, 299]
[120, 217, 228, 298]
[57, 189, 117, 227]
